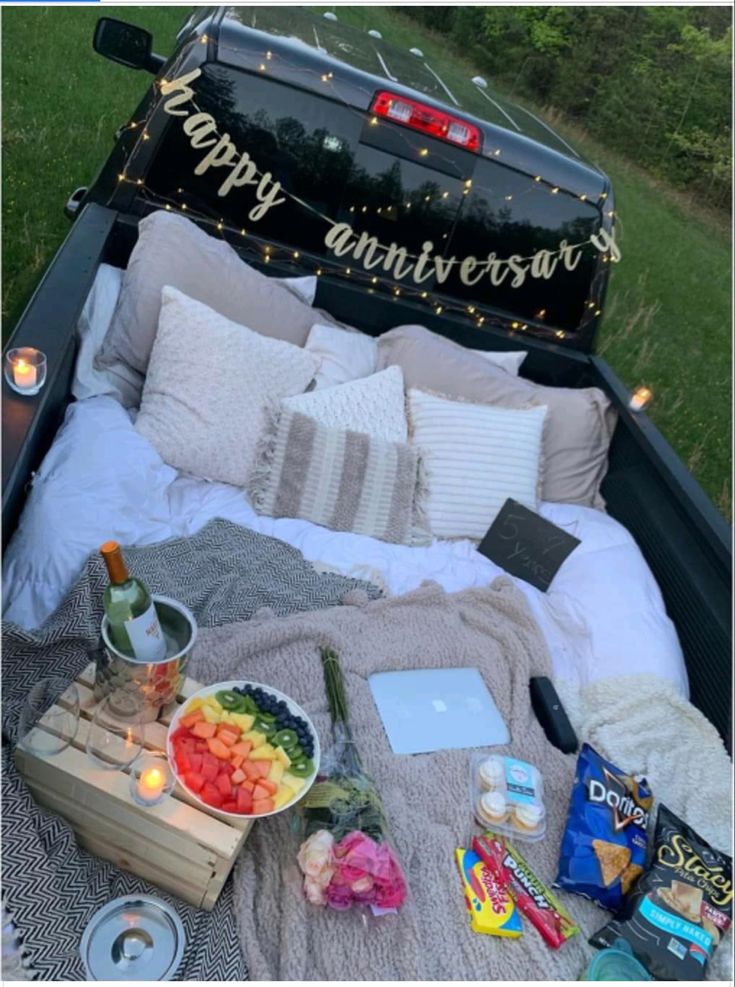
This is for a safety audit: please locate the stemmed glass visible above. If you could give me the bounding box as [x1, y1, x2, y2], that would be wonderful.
[86, 690, 147, 770]
[17, 677, 80, 756]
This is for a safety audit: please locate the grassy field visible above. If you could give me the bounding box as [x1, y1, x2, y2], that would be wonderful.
[2, 5, 731, 518]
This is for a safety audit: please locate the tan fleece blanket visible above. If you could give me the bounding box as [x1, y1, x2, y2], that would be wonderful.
[189, 579, 607, 980]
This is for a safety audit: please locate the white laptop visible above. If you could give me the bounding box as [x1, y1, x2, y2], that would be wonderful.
[369, 667, 509, 755]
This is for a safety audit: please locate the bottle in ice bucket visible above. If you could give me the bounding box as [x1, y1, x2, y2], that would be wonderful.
[100, 541, 166, 661]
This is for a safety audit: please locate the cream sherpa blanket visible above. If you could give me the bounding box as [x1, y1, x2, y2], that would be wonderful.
[191, 579, 612, 980]
[191, 581, 733, 981]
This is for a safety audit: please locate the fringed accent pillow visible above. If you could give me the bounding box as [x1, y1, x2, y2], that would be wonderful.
[249, 406, 431, 547]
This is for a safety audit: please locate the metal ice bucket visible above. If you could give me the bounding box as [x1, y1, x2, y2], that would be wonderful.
[94, 595, 197, 722]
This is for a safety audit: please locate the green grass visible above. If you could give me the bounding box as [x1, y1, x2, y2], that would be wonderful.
[3, 5, 731, 518]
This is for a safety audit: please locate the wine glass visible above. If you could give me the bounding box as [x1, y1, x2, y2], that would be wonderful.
[86, 690, 146, 770]
[17, 678, 80, 756]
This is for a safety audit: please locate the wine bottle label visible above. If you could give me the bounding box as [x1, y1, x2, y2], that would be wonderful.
[125, 603, 167, 661]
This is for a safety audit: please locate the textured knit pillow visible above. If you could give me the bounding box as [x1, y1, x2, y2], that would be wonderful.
[282, 366, 407, 442]
[408, 388, 547, 541]
[250, 407, 430, 546]
[134, 287, 318, 487]
[380, 324, 615, 509]
[304, 322, 379, 389]
[97, 211, 323, 385]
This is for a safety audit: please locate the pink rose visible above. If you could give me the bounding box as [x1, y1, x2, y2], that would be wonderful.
[297, 830, 336, 882]
[326, 882, 353, 911]
[350, 875, 375, 894]
[374, 878, 407, 910]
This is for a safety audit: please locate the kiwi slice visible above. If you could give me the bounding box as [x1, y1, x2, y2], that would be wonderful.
[273, 728, 299, 750]
[288, 757, 314, 778]
[215, 690, 246, 712]
[255, 719, 277, 737]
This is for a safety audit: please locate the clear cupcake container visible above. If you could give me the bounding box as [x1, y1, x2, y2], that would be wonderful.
[470, 753, 547, 842]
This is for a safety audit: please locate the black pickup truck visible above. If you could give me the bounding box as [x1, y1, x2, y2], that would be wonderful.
[2, 7, 731, 743]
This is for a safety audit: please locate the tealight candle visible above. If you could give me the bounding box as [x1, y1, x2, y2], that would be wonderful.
[4, 347, 47, 396]
[629, 386, 652, 412]
[129, 752, 175, 808]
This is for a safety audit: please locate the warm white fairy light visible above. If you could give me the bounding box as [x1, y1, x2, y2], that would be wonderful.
[629, 386, 652, 412]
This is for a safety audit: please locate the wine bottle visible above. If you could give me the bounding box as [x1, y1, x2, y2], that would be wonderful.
[100, 541, 167, 661]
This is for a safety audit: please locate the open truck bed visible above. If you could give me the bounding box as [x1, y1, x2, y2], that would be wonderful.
[2, 201, 731, 745]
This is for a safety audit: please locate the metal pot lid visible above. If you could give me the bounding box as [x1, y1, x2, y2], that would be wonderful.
[80, 895, 185, 981]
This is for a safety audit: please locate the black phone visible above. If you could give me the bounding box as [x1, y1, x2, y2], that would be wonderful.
[529, 676, 578, 753]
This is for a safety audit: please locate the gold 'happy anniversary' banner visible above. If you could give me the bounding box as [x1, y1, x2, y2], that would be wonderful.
[160, 69, 621, 289]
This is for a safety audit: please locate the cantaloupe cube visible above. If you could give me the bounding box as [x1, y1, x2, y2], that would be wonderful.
[250, 744, 276, 761]
[268, 761, 285, 784]
[273, 787, 293, 809]
[282, 772, 305, 794]
[275, 747, 291, 768]
[252, 798, 274, 815]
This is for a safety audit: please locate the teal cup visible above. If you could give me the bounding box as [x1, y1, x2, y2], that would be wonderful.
[581, 939, 652, 981]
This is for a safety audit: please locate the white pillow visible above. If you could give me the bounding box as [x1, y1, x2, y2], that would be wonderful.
[305, 322, 378, 389]
[135, 287, 318, 487]
[282, 366, 407, 442]
[471, 349, 527, 375]
[73, 264, 144, 407]
[407, 388, 547, 540]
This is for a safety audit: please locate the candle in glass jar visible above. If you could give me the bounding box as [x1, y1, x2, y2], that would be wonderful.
[629, 386, 652, 412]
[13, 358, 37, 391]
[137, 766, 165, 804]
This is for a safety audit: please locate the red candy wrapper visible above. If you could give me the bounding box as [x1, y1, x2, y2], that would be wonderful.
[472, 834, 579, 949]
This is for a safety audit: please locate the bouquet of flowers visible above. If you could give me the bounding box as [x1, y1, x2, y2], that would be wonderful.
[296, 647, 408, 913]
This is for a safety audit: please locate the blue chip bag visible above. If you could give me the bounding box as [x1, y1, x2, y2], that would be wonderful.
[554, 743, 653, 911]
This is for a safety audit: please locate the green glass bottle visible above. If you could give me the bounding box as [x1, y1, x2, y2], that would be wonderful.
[100, 541, 166, 661]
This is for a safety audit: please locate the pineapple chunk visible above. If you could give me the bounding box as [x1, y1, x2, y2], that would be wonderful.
[218, 710, 237, 725]
[184, 697, 204, 712]
[268, 761, 285, 784]
[282, 772, 306, 794]
[201, 705, 222, 724]
[242, 730, 266, 746]
[275, 747, 291, 768]
[273, 787, 293, 810]
[203, 695, 221, 710]
[229, 712, 255, 732]
[250, 744, 277, 761]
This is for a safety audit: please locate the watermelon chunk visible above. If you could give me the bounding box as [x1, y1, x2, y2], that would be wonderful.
[184, 771, 204, 793]
[236, 786, 253, 813]
[222, 800, 238, 813]
[215, 773, 233, 797]
[201, 783, 223, 807]
[200, 756, 219, 783]
[189, 753, 203, 773]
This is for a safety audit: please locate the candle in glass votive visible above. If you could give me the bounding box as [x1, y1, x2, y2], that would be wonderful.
[129, 752, 174, 807]
[13, 358, 37, 391]
[629, 386, 652, 412]
[138, 766, 165, 803]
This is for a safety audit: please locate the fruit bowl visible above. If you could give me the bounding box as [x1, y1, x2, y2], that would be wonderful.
[167, 680, 320, 819]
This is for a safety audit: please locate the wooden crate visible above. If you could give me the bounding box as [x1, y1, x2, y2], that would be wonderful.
[14, 663, 254, 910]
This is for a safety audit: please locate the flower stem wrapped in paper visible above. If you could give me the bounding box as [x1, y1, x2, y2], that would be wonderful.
[296, 647, 409, 914]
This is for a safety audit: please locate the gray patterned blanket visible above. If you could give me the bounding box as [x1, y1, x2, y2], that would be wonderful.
[1, 519, 380, 981]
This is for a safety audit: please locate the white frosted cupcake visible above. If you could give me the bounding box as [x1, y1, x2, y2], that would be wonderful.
[476, 791, 509, 827]
[478, 757, 505, 792]
[512, 802, 545, 835]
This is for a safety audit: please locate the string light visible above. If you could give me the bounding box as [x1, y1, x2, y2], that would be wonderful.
[292, 250, 300, 259]
[419, 148, 429, 157]
[551, 187, 559, 194]
[259, 63, 267, 72]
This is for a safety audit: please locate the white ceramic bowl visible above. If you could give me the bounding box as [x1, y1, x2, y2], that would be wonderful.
[167, 679, 320, 819]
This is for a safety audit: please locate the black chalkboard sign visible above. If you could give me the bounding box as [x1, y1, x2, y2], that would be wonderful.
[478, 499, 581, 592]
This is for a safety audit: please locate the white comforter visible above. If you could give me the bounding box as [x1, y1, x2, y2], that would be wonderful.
[2, 396, 688, 696]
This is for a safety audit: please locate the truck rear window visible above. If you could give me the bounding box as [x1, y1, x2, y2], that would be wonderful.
[145, 63, 603, 332]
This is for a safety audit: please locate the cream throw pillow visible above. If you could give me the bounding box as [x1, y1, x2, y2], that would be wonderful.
[282, 366, 407, 442]
[304, 322, 379, 389]
[408, 388, 547, 540]
[135, 287, 318, 487]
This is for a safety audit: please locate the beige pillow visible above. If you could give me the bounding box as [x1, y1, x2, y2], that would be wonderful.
[134, 287, 318, 487]
[378, 324, 616, 508]
[96, 210, 322, 383]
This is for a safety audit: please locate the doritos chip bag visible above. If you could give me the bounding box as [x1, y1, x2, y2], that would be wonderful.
[590, 804, 732, 980]
[554, 743, 652, 910]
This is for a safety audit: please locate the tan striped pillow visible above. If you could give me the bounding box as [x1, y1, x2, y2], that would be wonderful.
[249, 407, 431, 546]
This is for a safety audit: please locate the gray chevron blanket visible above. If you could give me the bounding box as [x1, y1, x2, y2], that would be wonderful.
[1, 519, 380, 981]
